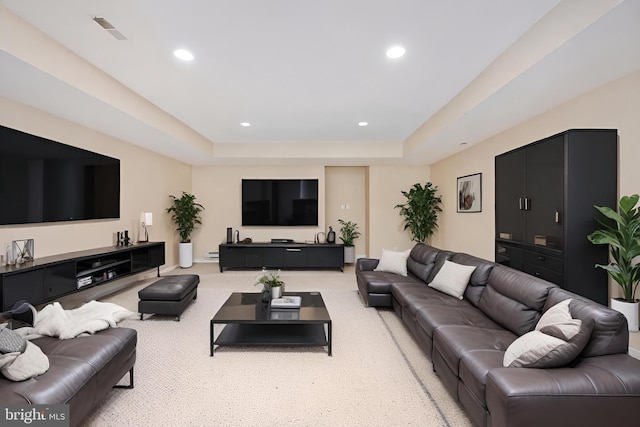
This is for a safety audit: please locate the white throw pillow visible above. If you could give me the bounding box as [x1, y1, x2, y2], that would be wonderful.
[428, 260, 476, 300]
[503, 298, 592, 368]
[1, 341, 49, 381]
[374, 249, 411, 276]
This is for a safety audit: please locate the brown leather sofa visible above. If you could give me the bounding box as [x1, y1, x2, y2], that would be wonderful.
[0, 327, 136, 427]
[357, 243, 640, 427]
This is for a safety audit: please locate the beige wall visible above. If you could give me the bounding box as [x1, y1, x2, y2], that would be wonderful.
[430, 70, 640, 298]
[367, 165, 431, 258]
[325, 167, 366, 258]
[0, 97, 191, 267]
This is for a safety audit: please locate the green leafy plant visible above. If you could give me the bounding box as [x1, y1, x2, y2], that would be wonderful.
[395, 182, 442, 243]
[338, 219, 361, 247]
[166, 192, 204, 243]
[255, 269, 284, 289]
[587, 194, 640, 302]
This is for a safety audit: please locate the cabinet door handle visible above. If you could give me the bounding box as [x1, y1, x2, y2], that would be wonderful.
[286, 248, 302, 252]
[538, 256, 545, 261]
[524, 198, 531, 211]
[519, 198, 524, 210]
[555, 211, 560, 223]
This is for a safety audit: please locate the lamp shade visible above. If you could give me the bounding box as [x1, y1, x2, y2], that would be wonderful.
[141, 212, 153, 226]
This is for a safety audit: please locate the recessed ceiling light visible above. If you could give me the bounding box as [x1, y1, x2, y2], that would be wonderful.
[240, 122, 251, 127]
[173, 49, 194, 61]
[358, 122, 369, 127]
[386, 45, 406, 59]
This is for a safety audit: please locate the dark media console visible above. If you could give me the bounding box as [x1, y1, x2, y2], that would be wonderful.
[0, 242, 165, 311]
[219, 242, 344, 272]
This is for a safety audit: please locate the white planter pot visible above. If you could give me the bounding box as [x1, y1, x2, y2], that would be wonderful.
[271, 286, 282, 299]
[179, 242, 193, 268]
[611, 298, 639, 332]
[344, 246, 356, 264]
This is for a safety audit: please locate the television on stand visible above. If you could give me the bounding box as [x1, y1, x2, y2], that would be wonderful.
[242, 179, 318, 226]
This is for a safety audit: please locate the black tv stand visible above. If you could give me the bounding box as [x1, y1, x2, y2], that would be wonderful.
[219, 242, 344, 272]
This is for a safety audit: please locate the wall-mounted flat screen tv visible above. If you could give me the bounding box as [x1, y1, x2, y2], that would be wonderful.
[0, 124, 120, 225]
[242, 179, 318, 226]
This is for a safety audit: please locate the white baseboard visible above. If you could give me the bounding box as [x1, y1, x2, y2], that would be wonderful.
[629, 346, 640, 360]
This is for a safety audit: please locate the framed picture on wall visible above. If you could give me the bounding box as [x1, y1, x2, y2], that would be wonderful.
[457, 173, 482, 213]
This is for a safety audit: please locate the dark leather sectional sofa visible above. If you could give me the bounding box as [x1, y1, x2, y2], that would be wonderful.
[357, 243, 640, 427]
[0, 328, 136, 427]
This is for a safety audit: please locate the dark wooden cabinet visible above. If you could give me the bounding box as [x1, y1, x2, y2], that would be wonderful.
[219, 243, 344, 272]
[0, 242, 165, 310]
[495, 129, 617, 305]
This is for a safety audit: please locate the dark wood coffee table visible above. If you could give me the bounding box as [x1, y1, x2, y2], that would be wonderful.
[210, 292, 332, 356]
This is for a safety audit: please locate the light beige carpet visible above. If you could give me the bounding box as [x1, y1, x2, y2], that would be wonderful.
[80, 264, 473, 426]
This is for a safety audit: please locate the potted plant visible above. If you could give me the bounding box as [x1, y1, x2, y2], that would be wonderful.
[166, 191, 204, 268]
[395, 182, 442, 243]
[256, 269, 285, 299]
[338, 219, 361, 263]
[587, 194, 640, 331]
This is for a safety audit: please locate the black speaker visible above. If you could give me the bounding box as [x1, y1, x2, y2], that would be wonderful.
[226, 227, 233, 244]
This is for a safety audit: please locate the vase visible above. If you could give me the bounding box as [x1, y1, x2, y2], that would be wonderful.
[611, 298, 639, 332]
[327, 226, 336, 244]
[344, 246, 355, 263]
[271, 286, 282, 299]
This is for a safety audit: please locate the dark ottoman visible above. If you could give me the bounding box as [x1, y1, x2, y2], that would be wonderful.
[138, 274, 199, 321]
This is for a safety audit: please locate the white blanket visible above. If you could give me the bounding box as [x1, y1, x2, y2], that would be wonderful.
[24, 301, 138, 340]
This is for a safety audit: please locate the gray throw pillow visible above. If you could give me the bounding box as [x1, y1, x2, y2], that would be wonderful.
[0, 327, 27, 354]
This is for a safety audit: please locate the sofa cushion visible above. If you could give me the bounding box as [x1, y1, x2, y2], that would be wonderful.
[428, 260, 476, 300]
[450, 252, 496, 307]
[478, 265, 557, 336]
[415, 304, 504, 338]
[543, 288, 628, 357]
[390, 282, 465, 316]
[433, 325, 517, 377]
[459, 349, 505, 408]
[406, 243, 441, 282]
[374, 249, 411, 276]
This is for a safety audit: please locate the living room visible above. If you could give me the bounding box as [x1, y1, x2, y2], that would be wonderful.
[1, 1, 640, 426]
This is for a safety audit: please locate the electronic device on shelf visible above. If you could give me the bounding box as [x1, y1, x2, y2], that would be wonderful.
[271, 238, 294, 243]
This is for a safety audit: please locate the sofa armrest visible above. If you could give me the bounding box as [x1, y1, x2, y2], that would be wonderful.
[356, 257, 379, 272]
[486, 354, 640, 427]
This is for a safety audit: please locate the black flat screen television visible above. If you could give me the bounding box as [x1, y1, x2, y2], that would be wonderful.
[0, 124, 120, 225]
[242, 179, 318, 226]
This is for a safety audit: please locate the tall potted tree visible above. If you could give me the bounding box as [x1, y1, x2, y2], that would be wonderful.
[395, 182, 442, 243]
[166, 192, 204, 268]
[338, 219, 361, 263]
[587, 194, 640, 331]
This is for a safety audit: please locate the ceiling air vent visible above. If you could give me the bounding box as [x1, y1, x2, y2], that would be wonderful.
[93, 17, 127, 40]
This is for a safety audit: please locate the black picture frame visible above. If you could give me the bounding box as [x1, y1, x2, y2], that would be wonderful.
[457, 173, 482, 213]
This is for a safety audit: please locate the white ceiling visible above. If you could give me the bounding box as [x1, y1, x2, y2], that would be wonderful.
[1, 0, 639, 166]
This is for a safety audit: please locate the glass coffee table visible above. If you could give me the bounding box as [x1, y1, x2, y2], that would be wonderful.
[210, 292, 332, 356]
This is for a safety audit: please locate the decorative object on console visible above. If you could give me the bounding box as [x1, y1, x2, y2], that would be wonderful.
[166, 192, 204, 268]
[456, 173, 482, 213]
[11, 239, 34, 264]
[587, 193, 640, 331]
[315, 232, 326, 244]
[139, 212, 153, 243]
[395, 182, 442, 244]
[338, 219, 361, 263]
[255, 268, 284, 299]
[226, 227, 233, 244]
[326, 226, 336, 244]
